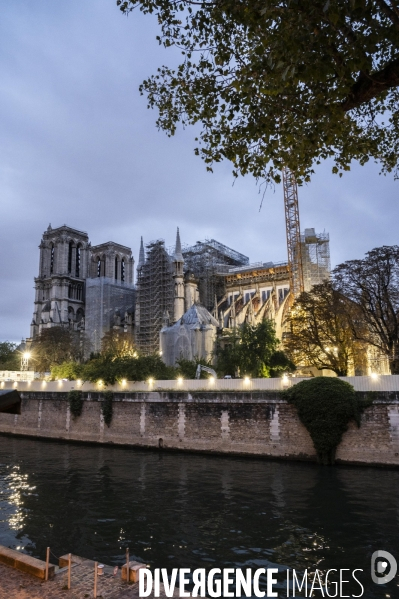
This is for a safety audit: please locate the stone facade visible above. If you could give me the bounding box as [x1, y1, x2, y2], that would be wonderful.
[30, 225, 135, 353]
[1, 392, 399, 466]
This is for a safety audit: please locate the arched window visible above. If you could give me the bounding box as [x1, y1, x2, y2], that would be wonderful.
[76, 245, 81, 278]
[97, 257, 101, 277]
[121, 258, 125, 282]
[50, 245, 55, 274]
[68, 241, 74, 273]
[115, 256, 119, 281]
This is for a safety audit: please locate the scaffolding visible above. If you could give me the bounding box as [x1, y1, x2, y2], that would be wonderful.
[301, 228, 331, 291]
[85, 277, 135, 353]
[181, 239, 249, 311]
[136, 240, 174, 354]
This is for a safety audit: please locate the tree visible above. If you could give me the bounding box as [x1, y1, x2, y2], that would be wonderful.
[100, 330, 136, 359]
[119, 0, 399, 184]
[32, 328, 78, 372]
[215, 327, 242, 377]
[284, 377, 362, 465]
[333, 245, 399, 374]
[216, 320, 294, 377]
[0, 342, 19, 370]
[285, 281, 368, 376]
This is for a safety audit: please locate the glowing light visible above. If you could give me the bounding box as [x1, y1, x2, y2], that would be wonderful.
[13, 382, 18, 388]
[282, 374, 290, 387]
[42, 381, 47, 387]
[159, 351, 163, 356]
[23, 352, 31, 359]
[76, 379, 82, 386]
[98, 380, 103, 386]
[209, 376, 215, 383]
[133, 352, 138, 358]
[244, 376, 250, 384]
[370, 372, 379, 380]
[177, 377, 183, 384]
[121, 379, 127, 385]
[148, 378, 154, 385]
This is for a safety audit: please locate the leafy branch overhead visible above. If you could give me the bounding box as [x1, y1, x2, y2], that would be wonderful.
[118, 0, 399, 183]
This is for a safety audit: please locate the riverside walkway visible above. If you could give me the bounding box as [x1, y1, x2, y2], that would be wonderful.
[0, 560, 176, 599]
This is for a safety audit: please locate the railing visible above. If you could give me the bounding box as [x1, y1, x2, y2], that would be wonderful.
[3, 375, 399, 393]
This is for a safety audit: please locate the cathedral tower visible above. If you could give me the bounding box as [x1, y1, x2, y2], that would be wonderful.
[31, 224, 90, 337]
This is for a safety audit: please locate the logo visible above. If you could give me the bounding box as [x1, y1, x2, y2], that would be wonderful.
[371, 551, 397, 585]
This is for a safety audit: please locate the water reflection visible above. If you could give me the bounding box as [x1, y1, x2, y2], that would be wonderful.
[0, 436, 398, 597]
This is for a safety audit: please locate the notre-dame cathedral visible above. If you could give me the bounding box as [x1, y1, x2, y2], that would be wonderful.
[30, 222, 329, 364]
[31, 224, 135, 353]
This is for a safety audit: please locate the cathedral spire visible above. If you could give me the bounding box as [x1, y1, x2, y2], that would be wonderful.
[174, 227, 183, 262]
[173, 228, 185, 322]
[138, 236, 145, 269]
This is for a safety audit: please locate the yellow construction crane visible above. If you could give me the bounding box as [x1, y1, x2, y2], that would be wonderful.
[282, 167, 304, 301]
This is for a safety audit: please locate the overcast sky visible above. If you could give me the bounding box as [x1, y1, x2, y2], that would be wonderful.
[1, 0, 398, 342]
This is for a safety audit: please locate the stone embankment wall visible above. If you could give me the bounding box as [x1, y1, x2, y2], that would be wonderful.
[0, 391, 399, 466]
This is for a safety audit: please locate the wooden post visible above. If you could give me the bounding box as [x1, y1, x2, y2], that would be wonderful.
[45, 547, 50, 581]
[68, 553, 71, 590]
[126, 547, 129, 583]
[94, 561, 98, 598]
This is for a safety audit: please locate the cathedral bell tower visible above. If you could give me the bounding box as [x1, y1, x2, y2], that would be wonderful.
[173, 228, 185, 322]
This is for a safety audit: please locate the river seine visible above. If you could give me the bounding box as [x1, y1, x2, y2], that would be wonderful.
[0, 436, 398, 597]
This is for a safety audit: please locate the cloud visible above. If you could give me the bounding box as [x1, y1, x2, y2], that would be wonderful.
[0, 0, 398, 340]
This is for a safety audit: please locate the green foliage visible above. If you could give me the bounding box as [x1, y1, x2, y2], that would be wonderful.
[283, 378, 369, 465]
[176, 357, 213, 379]
[68, 390, 83, 418]
[101, 391, 114, 427]
[65, 353, 178, 385]
[269, 351, 296, 378]
[119, 0, 399, 183]
[0, 341, 19, 370]
[215, 328, 242, 378]
[32, 327, 80, 372]
[216, 320, 294, 378]
[51, 362, 85, 381]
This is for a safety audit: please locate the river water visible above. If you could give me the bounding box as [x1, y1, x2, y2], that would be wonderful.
[0, 436, 398, 598]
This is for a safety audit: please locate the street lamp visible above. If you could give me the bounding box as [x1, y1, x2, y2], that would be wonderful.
[21, 352, 31, 371]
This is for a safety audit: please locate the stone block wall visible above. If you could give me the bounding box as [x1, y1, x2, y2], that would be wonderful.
[0, 392, 398, 466]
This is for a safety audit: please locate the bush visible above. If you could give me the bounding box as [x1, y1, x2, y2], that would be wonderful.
[283, 377, 369, 465]
[176, 358, 214, 379]
[68, 390, 83, 418]
[51, 362, 84, 380]
[101, 391, 113, 427]
[81, 354, 178, 385]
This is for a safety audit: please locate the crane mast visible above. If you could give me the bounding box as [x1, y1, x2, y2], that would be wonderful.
[283, 167, 304, 300]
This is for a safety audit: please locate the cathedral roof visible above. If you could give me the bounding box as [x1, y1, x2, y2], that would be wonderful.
[165, 303, 219, 331]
